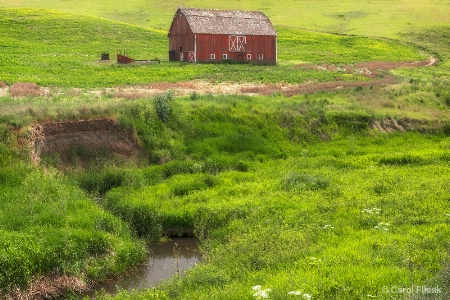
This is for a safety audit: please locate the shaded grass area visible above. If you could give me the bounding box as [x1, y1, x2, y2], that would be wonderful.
[0, 9, 426, 88]
[0, 131, 146, 295]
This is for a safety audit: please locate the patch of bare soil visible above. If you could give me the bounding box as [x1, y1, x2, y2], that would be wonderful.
[29, 119, 144, 167]
[371, 118, 406, 133]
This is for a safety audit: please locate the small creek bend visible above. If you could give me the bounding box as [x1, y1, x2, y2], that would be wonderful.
[83, 237, 200, 298]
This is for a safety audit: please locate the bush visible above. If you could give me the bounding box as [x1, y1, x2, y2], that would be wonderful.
[153, 92, 172, 123]
[190, 91, 201, 101]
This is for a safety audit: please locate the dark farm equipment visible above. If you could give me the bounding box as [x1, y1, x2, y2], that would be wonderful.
[117, 50, 160, 64]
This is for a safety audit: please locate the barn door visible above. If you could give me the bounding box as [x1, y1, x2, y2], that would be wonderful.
[188, 52, 196, 62]
[229, 36, 246, 52]
[237, 36, 246, 52]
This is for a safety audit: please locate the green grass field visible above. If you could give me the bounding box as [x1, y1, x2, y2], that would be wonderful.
[0, 0, 449, 299]
[0, 9, 428, 88]
[1, 0, 450, 38]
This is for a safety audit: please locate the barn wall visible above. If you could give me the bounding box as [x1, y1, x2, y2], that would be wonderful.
[168, 11, 277, 64]
[195, 34, 276, 65]
[168, 13, 195, 61]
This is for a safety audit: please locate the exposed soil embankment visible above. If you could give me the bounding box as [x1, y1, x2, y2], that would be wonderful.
[29, 119, 143, 166]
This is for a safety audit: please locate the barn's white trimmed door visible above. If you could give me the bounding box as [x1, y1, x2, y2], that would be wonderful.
[229, 36, 246, 52]
[188, 52, 196, 62]
[237, 36, 246, 52]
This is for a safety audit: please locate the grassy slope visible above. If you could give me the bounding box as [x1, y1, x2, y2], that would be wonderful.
[0, 165, 147, 293]
[99, 95, 450, 300]
[0, 9, 426, 87]
[1, 0, 450, 38]
[0, 1, 448, 299]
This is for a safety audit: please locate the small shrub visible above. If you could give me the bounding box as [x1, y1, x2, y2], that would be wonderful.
[235, 160, 249, 172]
[153, 93, 172, 123]
[190, 91, 201, 100]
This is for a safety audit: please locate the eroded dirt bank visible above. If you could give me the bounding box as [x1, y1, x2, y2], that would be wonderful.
[29, 119, 143, 167]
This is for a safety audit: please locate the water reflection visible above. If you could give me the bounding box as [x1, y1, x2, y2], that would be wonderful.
[88, 237, 199, 296]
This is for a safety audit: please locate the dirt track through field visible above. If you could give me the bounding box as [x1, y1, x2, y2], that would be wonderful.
[90, 56, 437, 98]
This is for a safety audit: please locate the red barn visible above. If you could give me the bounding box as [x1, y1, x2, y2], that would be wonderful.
[168, 7, 277, 65]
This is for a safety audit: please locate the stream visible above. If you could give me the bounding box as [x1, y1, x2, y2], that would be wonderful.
[83, 237, 200, 297]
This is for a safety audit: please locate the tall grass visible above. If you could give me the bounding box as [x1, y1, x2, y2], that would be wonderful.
[0, 161, 146, 294]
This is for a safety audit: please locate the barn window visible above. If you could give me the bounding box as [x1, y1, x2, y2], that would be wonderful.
[222, 54, 228, 60]
[247, 54, 252, 60]
[210, 54, 216, 60]
[229, 36, 246, 52]
[259, 54, 264, 60]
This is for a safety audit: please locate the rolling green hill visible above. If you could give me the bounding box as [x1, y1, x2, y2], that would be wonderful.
[0, 1, 448, 300]
[1, 0, 450, 38]
[0, 8, 427, 87]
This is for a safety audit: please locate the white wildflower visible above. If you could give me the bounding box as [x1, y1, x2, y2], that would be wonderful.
[374, 222, 390, 231]
[362, 207, 381, 214]
[253, 288, 271, 299]
[252, 285, 271, 299]
[323, 224, 334, 230]
[287, 290, 312, 298]
[288, 290, 303, 295]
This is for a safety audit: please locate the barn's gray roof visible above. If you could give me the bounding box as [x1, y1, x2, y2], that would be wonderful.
[176, 7, 277, 36]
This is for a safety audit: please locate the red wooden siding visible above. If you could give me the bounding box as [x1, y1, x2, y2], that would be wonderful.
[194, 34, 276, 64]
[168, 8, 277, 65]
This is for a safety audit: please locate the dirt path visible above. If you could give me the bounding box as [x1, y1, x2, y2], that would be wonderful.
[91, 56, 438, 98]
[0, 57, 437, 100]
